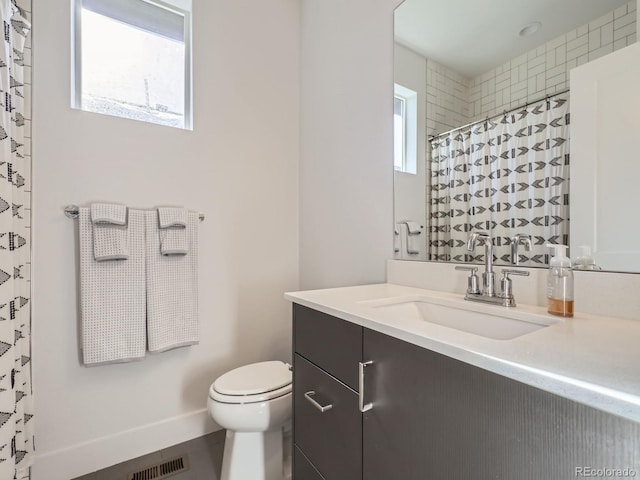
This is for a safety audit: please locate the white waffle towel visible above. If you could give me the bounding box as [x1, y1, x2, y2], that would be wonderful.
[145, 211, 199, 352]
[158, 207, 188, 228]
[91, 203, 129, 261]
[158, 207, 188, 256]
[79, 208, 146, 366]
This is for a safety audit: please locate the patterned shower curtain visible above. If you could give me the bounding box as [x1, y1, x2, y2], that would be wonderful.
[0, 1, 33, 478]
[429, 94, 570, 266]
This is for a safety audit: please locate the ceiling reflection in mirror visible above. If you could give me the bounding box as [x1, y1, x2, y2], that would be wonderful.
[393, 0, 637, 273]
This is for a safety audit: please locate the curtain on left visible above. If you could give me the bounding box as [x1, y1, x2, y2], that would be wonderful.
[0, 0, 33, 478]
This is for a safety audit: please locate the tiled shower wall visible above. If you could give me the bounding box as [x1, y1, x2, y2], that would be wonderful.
[425, 0, 637, 136]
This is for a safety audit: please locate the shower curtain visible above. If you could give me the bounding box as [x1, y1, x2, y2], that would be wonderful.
[0, 1, 33, 478]
[429, 94, 570, 266]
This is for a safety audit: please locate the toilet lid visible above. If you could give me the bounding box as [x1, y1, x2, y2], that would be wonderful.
[213, 361, 292, 396]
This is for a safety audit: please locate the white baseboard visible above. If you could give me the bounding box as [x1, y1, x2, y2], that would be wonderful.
[31, 409, 220, 480]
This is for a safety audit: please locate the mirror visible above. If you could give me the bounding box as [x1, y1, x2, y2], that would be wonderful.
[393, 0, 638, 273]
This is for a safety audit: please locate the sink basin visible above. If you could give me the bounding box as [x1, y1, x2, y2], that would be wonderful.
[363, 296, 560, 340]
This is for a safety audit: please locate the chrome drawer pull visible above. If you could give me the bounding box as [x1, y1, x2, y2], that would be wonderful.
[359, 361, 373, 412]
[304, 390, 333, 413]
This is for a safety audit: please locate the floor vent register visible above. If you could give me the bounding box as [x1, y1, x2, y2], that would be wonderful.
[127, 455, 190, 480]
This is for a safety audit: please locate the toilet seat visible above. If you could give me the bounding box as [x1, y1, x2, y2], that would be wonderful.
[210, 360, 292, 404]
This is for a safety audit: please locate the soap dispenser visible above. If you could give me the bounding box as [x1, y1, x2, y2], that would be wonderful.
[546, 243, 574, 317]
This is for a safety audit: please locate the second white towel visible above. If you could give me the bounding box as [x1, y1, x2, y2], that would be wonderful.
[80, 208, 146, 366]
[145, 210, 199, 352]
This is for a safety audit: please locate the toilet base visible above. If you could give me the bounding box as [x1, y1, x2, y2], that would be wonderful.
[221, 429, 285, 480]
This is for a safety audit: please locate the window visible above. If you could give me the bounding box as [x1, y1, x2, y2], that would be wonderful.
[394, 84, 417, 174]
[72, 0, 192, 129]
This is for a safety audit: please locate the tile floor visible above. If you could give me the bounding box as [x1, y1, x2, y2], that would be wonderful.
[72, 430, 226, 480]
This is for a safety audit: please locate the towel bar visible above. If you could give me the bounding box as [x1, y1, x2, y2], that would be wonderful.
[64, 205, 205, 222]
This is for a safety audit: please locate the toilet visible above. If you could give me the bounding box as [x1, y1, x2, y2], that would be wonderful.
[207, 360, 292, 480]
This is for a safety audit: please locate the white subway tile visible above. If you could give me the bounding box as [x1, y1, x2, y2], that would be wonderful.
[614, 11, 636, 29]
[576, 53, 589, 67]
[614, 22, 636, 41]
[510, 67, 519, 84]
[546, 34, 566, 51]
[502, 88, 511, 106]
[480, 69, 495, 83]
[511, 88, 527, 102]
[511, 52, 528, 67]
[589, 29, 601, 50]
[528, 76, 537, 95]
[536, 45, 546, 57]
[589, 43, 614, 62]
[556, 44, 567, 65]
[528, 53, 546, 69]
[495, 70, 510, 85]
[630, 0, 636, 12]
[577, 25, 589, 37]
[628, 33, 636, 44]
[495, 77, 510, 92]
[567, 42, 589, 61]
[613, 37, 629, 51]
[566, 28, 578, 42]
[547, 72, 566, 87]
[518, 63, 527, 82]
[601, 22, 614, 45]
[528, 62, 545, 77]
[546, 50, 556, 69]
[567, 34, 588, 51]
[537, 72, 546, 91]
[511, 79, 527, 93]
[614, 3, 628, 18]
[589, 12, 614, 30]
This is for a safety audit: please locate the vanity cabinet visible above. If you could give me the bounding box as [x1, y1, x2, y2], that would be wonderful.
[293, 304, 640, 480]
[293, 305, 363, 480]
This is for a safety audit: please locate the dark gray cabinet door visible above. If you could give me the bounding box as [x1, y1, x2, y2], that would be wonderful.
[294, 354, 362, 480]
[363, 328, 640, 480]
[294, 304, 362, 390]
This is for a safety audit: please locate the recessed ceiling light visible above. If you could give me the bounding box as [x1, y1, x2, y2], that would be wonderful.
[519, 21, 542, 37]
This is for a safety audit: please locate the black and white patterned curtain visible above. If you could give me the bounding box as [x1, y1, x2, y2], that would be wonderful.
[429, 94, 570, 266]
[0, 0, 33, 478]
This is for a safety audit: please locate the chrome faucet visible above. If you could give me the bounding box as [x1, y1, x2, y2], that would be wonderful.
[466, 231, 495, 296]
[456, 232, 530, 307]
[511, 234, 532, 265]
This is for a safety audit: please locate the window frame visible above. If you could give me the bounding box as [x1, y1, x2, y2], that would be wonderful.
[71, 0, 193, 130]
[393, 83, 418, 175]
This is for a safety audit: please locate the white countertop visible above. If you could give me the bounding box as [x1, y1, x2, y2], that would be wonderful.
[285, 283, 640, 424]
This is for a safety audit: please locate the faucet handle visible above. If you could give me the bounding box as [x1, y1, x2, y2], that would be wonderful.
[455, 266, 480, 294]
[501, 269, 530, 277]
[499, 269, 529, 304]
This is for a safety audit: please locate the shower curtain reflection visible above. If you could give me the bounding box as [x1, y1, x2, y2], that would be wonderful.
[0, 0, 34, 478]
[428, 93, 570, 267]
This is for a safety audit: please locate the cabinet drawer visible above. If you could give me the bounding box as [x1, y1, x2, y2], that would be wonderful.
[293, 304, 362, 390]
[294, 354, 362, 480]
[294, 445, 325, 480]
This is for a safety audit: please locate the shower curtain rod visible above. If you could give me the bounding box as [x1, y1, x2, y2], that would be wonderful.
[428, 88, 570, 141]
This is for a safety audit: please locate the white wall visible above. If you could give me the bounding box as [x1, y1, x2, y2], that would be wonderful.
[393, 44, 426, 261]
[31, 0, 300, 478]
[299, 0, 400, 290]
